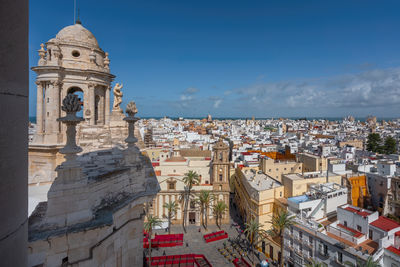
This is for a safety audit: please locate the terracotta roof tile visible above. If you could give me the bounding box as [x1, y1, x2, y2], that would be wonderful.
[370, 216, 400, 232]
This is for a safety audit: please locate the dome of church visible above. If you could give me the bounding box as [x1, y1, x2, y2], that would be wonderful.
[55, 23, 99, 48]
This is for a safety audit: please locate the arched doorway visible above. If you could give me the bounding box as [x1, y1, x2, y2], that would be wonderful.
[67, 87, 84, 117]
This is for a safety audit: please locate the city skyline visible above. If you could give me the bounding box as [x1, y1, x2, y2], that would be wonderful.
[29, 0, 400, 118]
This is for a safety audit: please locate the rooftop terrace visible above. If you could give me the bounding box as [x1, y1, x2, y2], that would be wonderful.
[243, 170, 281, 191]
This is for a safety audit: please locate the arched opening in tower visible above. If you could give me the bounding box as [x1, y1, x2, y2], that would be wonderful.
[67, 87, 84, 118]
[95, 95, 100, 124]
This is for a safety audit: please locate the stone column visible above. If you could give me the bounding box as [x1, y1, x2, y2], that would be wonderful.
[123, 101, 140, 164]
[60, 85, 67, 137]
[44, 81, 54, 134]
[35, 81, 43, 134]
[0, 0, 28, 265]
[57, 94, 84, 164]
[54, 81, 62, 134]
[105, 86, 110, 125]
[88, 83, 95, 125]
[100, 90, 105, 125]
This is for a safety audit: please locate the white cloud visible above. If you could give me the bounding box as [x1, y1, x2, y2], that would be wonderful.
[234, 67, 400, 113]
[213, 99, 222, 108]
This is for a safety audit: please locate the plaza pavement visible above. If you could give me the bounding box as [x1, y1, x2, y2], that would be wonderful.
[149, 219, 271, 267]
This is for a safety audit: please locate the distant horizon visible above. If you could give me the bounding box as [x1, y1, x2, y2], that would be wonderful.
[29, 115, 400, 124]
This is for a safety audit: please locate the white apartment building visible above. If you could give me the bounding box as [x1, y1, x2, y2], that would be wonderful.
[284, 204, 400, 267]
[287, 183, 347, 221]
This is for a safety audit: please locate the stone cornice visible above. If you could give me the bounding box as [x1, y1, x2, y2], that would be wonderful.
[31, 66, 116, 79]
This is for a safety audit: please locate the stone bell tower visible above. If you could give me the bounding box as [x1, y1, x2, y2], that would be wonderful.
[29, 21, 116, 185]
[212, 137, 230, 224]
[32, 21, 115, 145]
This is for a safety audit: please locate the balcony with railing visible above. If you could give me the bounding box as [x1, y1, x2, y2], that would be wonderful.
[303, 239, 313, 248]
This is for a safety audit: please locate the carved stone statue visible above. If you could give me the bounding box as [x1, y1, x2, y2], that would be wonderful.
[112, 83, 123, 110]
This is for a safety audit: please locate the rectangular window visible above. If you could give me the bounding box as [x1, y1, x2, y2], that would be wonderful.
[357, 225, 362, 232]
[168, 183, 175, 190]
[369, 230, 373, 239]
[337, 252, 343, 263]
[219, 174, 223, 181]
[344, 221, 347, 227]
[322, 244, 328, 256]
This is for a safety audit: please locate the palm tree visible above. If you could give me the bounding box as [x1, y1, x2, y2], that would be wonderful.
[144, 215, 162, 266]
[244, 219, 265, 267]
[213, 200, 227, 229]
[182, 170, 200, 233]
[344, 256, 381, 267]
[197, 190, 214, 230]
[267, 210, 296, 267]
[163, 201, 179, 234]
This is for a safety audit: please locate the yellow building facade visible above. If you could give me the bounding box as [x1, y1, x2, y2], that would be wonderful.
[260, 157, 303, 182]
[231, 168, 286, 262]
[296, 152, 328, 172]
[346, 174, 369, 207]
[282, 172, 342, 198]
[232, 168, 284, 230]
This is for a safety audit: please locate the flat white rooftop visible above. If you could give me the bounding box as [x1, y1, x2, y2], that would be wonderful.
[243, 170, 282, 191]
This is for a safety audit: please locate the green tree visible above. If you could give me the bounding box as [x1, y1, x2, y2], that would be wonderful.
[344, 256, 381, 267]
[267, 210, 297, 267]
[213, 200, 227, 229]
[384, 136, 397, 154]
[366, 133, 382, 153]
[244, 219, 265, 267]
[163, 201, 179, 234]
[305, 260, 325, 267]
[196, 190, 214, 230]
[182, 170, 200, 233]
[144, 215, 162, 266]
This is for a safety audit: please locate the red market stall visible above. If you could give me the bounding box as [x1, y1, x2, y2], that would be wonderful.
[203, 230, 228, 243]
[143, 233, 184, 248]
[233, 257, 251, 267]
[147, 254, 212, 267]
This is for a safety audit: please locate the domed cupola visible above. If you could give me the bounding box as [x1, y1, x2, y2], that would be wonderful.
[32, 21, 116, 146]
[54, 22, 100, 49]
[41, 21, 110, 71]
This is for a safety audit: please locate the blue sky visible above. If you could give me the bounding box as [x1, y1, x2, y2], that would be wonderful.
[30, 0, 400, 118]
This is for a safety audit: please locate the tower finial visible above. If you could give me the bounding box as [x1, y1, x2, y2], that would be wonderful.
[76, 7, 81, 24]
